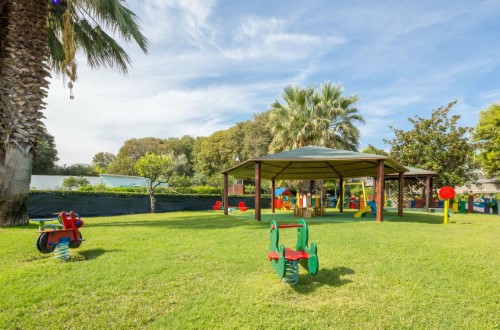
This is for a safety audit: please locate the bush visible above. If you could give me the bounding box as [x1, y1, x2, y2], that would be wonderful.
[191, 186, 220, 194]
[61, 176, 90, 190]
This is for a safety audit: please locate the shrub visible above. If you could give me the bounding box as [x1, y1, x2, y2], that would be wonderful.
[61, 176, 90, 190]
[191, 186, 220, 194]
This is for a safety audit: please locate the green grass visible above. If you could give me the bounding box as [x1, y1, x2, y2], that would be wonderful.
[0, 210, 499, 329]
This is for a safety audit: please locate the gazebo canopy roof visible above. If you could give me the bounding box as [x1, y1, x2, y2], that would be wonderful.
[222, 145, 409, 180]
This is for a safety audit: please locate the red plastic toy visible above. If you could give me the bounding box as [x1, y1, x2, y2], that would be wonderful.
[36, 211, 84, 254]
[238, 201, 248, 211]
[212, 201, 222, 210]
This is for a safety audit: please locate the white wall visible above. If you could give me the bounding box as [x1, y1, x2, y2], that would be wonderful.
[30, 175, 101, 190]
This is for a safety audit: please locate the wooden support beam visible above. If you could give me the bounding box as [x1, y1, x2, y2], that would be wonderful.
[223, 173, 229, 216]
[425, 175, 431, 210]
[339, 177, 344, 213]
[398, 172, 404, 217]
[255, 162, 261, 221]
[376, 160, 384, 222]
[271, 180, 275, 213]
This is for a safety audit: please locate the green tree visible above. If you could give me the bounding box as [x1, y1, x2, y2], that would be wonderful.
[361, 144, 389, 156]
[269, 83, 364, 153]
[107, 137, 196, 176]
[168, 175, 193, 193]
[134, 152, 173, 213]
[92, 152, 116, 173]
[473, 103, 500, 180]
[61, 176, 90, 190]
[384, 101, 479, 188]
[32, 128, 59, 174]
[239, 110, 273, 159]
[0, 0, 147, 225]
[195, 128, 241, 176]
[269, 83, 364, 193]
[55, 163, 97, 176]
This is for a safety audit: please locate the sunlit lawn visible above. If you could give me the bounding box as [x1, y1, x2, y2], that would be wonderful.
[0, 209, 498, 329]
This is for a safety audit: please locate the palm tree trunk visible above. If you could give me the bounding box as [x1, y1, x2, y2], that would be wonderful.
[0, 147, 32, 225]
[0, 0, 49, 226]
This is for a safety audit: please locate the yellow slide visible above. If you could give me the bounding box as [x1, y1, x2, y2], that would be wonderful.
[354, 206, 372, 218]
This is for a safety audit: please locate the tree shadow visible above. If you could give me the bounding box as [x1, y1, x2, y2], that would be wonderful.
[292, 266, 354, 293]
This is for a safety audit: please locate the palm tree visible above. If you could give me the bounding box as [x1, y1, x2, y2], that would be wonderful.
[0, 0, 148, 225]
[269, 82, 364, 153]
[268, 82, 364, 193]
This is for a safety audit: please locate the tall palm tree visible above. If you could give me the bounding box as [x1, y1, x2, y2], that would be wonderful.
[0, 0, 148, 225]
[268, 82, 364, 193]
[269, 82, 364, 153]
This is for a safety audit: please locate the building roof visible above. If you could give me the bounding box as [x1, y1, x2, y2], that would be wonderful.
[274, 188, 292, 195]
[222, 145, 409, 180]
[385, 166, 436, 180]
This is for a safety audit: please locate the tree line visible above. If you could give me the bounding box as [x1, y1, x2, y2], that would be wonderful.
[34, 89, 499, 194]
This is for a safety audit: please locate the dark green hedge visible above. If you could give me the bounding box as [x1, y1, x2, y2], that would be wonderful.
[28, 191, 271, 218]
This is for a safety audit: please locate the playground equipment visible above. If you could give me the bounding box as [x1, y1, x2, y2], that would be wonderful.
[295, 192, 325, 217]
[274, 188, 292, 210]
[267, 219, 318, 285]
[212, 201, 222, 210]
[439, 187, 455, 224]
[472, 195, 498, 214]
[355, 200, 377, 218]
[238, 201, 248, 212]
[336, 180, 372, 217]
[34, 211, 84, 261]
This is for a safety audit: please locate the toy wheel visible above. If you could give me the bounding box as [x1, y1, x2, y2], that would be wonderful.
[36, 232, 56, 254]
[69, 230, 82, 248]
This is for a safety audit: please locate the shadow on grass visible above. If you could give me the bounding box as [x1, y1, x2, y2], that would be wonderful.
[85, 211, 377, 230]
[78, 209, 446, 230]
[73, 248, 118, 261]
[87, 214, 265, 230]
[384, 211, 444, 225]
[292, 266, 354, 294]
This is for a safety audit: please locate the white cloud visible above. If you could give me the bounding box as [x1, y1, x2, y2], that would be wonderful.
[45, 66, 277, 164]
[479, 89, 500, 102]
[360, 96, 422, 117]
[222, 16, 345, 61]
[139, 0, 217, 45]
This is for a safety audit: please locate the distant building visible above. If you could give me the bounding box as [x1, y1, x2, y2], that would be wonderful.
[455, 174, 499, 194]
[30, 175, 101, 190]
[99, 174, 148, 188]
[30, 174, 167, 190]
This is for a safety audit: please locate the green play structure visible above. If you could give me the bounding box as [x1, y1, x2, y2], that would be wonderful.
[267, 219, 318, 285]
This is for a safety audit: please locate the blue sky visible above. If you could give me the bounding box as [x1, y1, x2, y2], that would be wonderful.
[45, 0, 500, 164]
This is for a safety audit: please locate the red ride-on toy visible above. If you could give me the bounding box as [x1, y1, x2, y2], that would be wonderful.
[35, 211, 84, 256]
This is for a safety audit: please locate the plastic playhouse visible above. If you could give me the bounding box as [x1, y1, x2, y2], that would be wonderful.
[33, 211, 84, 261]
[268, 219, 318, 285]
[274, 188, 293, 210]
[294, 192, 326, 217]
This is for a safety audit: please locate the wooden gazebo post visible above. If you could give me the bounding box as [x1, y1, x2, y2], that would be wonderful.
[376, 160, 384, 222]
[223, 173, 229, 215]
[271, 180, 275, 213]
[255, 161, 261, 221]
[339, 177, 344, 213]
[425, 176, 431, 210]
[398, 172, 404, 217]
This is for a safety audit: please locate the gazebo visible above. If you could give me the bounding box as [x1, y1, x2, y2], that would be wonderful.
[221, 146, 411, 222]
[385, 166, 436, 209]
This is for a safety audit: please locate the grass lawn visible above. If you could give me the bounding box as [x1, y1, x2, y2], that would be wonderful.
[0, 209, 498, 329]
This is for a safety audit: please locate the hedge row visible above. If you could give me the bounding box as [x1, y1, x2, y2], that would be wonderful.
[28, 191, 270, 218]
